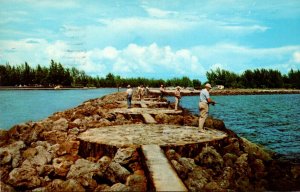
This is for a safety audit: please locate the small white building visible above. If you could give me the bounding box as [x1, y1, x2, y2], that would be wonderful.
[216, 85, 224, 89]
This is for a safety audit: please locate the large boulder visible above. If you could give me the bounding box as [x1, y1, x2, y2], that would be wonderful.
[45, 179, 85, 192]
[53, 155, 77, 177]
[126, 172, 147, 191]
[105, 162, 131, 183]
[234, 153, 251, 177]
[195, 146, 224, 171]
[66, 159, 100, 189]
[184, 167, 212, 191]
[0, 181, 14, 192]
[8, 165, 41, 189]
[113, 147, 139, 165]
[241, 137, 272, 161]
[0, 141, 25, 168]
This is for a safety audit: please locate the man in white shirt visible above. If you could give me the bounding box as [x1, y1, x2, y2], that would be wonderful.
[126, 85, 133, 108]
[199, 83, 216, 132]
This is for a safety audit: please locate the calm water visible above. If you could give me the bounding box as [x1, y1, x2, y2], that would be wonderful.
[0, 88, 119, 130]
[171, 94, 300, 160]
[1, 90, 299, 160]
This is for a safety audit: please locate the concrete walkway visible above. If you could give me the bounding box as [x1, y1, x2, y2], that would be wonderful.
[142, 145, 188, 191]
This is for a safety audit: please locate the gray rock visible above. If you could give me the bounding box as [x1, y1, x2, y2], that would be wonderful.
[171, 159, 189, 179]
[53, 118, 68, 131]
[110, 183, 130, 191]
[113, 147, 138, 165]
[8, 166, 41, 189]
[107, 162, 131, 183]
[0, 141, 25, 168]
[184, 167, 212, 191]
[0, 181, 15, 192]
[67, 159, 100, 189]
[126, 173, 147, 191]
[178, 157, 197, 171]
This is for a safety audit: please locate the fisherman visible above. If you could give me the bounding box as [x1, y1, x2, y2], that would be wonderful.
[198, 83, 216, 133]
[126, 85, 133, 108]
[174, 86, 181, 111]
[159, 84, 165, 101]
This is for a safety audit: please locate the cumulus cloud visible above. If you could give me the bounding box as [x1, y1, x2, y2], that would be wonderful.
[293, 52, 300, 63]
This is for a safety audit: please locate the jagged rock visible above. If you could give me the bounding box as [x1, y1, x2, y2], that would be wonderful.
[171, 159, 189, 179]
[195, 146, 224, 171]
[0, 141, 25, 168]
[204, 181, 224, 192]
[223, 153, 238, 167]
[67, 128, 80, 140]
[241, 137, 272, 161]
[23, 147, 37, 159]
[106, 162, 131, 183]
[154, 113, 170, 123]
[216, 166, 234, 189]
[22, 145, 53, 175]
[291, 164, 300, 179]
[0, 150, 12, 165]
[252, 159, 266, 179]
[0, 165, 11, 182]
[72, 118, 83, 125]
[0, 130, 9, 147]
[46, 179, 85, 192]
[41, 130, 68, 144]
[223, 138, 241, 155]
[56, 141, 79, 156]
[0, 181, 14, 192]
[110, 183, 130, 191]
[52, 118, 69, 131]
[53, 155, 76, 177]
[128, 162, 143, 172]
[97, 156, 112, 177]
[8, 166, 41, 189]
[235, 153, 251, 177]
[104, 113, 116, 121]
[94, 184, 111, 191]
[113, 147, 138, 165]
[204, 117, 214, 128]
[184, 167, 212, 191]
[178, 157, 197, 171]
[32, 187, 46, 192]
[67, 159, 100, 189]
[126, 173, 147, 191]
[236, 176, 253, 192]
[168, 115, 184, 125]
[165, 149, 180, 160]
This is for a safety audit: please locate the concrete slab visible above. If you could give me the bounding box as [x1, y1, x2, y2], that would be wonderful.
[111, 108, 182, 115]
[142, 113, 157, 124]
[78, 124, 227, 147]
[142, 145, 188, 191]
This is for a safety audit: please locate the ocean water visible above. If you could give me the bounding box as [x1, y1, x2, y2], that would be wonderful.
[1, 90, 299, 160]
[0, 88, 119, 130]
[170, 94, 300, 160]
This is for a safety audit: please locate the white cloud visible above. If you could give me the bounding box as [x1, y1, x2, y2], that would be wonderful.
[293, 52, 300, 63]
[144, 7, 177, 18]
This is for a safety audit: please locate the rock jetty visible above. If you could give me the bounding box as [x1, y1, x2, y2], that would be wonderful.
[0, 91, 299, 191]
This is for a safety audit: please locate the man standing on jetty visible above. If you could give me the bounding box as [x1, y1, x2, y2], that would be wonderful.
[126, 85, 133, 108]
[199, 83, 216, 133]
[174, 86, 181, 111]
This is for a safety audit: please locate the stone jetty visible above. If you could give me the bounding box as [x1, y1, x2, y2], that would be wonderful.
[0, 90, 299, 191]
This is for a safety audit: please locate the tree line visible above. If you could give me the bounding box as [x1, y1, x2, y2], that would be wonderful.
[0, 60, 299, 89]
[0, 60, 200, 88]
[206, 68, 300, 89]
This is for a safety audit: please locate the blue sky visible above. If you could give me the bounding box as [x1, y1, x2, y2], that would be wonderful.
[0, 0, 300, 81]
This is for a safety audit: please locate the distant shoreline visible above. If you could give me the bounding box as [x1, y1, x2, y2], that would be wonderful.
[150, 88, 300, 96]
[1, 86, 300, 95]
